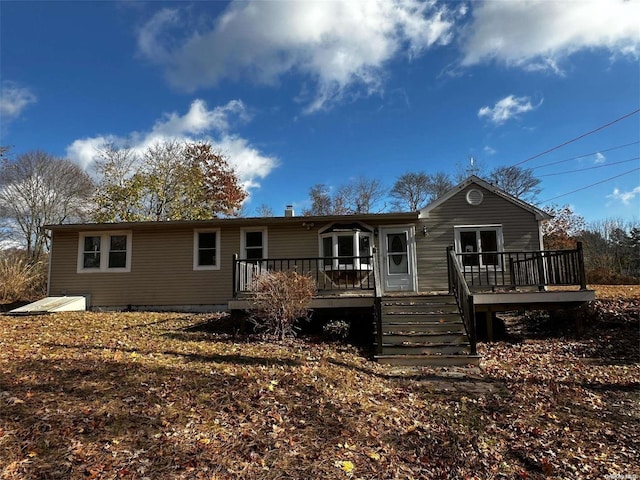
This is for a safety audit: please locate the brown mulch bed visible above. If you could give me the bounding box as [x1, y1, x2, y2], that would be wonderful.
[0, 287, 638, 479]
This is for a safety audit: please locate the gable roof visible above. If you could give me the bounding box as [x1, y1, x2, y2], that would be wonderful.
[418, 175, 552, 221]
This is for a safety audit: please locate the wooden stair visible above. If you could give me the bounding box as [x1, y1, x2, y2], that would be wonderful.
[374, 294, 480, 367]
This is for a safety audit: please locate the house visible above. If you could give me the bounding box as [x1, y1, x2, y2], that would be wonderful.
[45, 176, 594, 366]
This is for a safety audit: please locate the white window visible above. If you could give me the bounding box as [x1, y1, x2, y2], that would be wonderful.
[77, 231, 132, 273]
[454, 225, 503, 268]
[319, 223, 373, 270]
[241, 228, 267, 261]
[193, 229, 221, 270]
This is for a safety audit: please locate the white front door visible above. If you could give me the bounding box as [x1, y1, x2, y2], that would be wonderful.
[381, 227, 416, 292]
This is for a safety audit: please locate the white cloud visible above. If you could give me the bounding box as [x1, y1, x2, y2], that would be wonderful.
[483, 145, 496, 155]
[461, 0, 640, 71]
[150, 99, 249, 137]
[478, 95, 541, 125]
[0, 82, 37, 122]
[607, 186, 640, 205]
[67, 135, 113, 171]
[137, 8, 180, 63]
[66, 99, 277, 192]
[137, 0, 460, 113]
[594, 152, 606, 164]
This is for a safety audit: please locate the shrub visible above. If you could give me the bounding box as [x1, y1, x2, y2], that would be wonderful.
[322, 320, 350, 341]
[247, 270, 317, 340]
[586, 268, 640, 285]
[0, 250, 48, 303]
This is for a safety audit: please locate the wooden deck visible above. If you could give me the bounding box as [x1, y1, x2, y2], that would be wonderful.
[230, 246, 594, 366]
[230, 287, 594, 312]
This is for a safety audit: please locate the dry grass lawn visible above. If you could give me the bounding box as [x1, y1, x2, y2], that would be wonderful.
[0, 287, 638, 479]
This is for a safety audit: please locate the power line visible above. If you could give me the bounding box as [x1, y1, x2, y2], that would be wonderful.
[513, 108, 640, 167]
[540, 167, 640, 203]
[531, 141, 640, 170]
[538, 156, 640, 177]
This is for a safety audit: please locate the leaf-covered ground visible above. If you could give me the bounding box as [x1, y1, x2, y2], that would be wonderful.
[1, 288, 638, 479]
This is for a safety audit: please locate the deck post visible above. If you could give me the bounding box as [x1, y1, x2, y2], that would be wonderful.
[372, 247, 384, 356]
[536, 251, 546, 291]
[576, 242, 587, 290]
[485, 310, 493, 342]
[446, 246, 453, 294]
[232, 254, 238, 298]
[467, 294, 477, 355]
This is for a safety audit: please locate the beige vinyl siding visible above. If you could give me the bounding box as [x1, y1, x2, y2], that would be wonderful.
[49, 227, 238, 308]
[416, 184, 541, 291]
[49, 217, 417, 309]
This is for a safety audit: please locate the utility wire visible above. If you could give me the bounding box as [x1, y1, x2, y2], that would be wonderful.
[538, 157, 640, 177]
[531, 141, 640, 170]
[540, 167, 640, 203]
[513, 108, 640, 167]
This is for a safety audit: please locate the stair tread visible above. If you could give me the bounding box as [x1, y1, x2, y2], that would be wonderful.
[378, 334, 466, 337]
[382, 319, 464, 325]
[375, 354, 481, 366]
[383, 303, 457, 307]
[379, 341, 470, 346]
[374, 353, 481, 358]
[378, 331, 466, 336]
[382, 310, 460, 317]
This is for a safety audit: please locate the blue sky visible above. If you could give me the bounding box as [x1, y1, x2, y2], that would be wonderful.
[1, 0, 639, 223]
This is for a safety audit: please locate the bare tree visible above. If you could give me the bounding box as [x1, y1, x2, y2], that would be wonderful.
[303, 177, 386, 215]
[428, 172, 455, 200]
[254, 204, 274, 217]
[390, 171, 454, 211]
[0, 150, 95, 260]
[338, 176, 386, 214]
[488, 165, 541, 202]
[303, 184, 334, 216]
[581, 218, 640, 279]
[390, 172, 431, 211]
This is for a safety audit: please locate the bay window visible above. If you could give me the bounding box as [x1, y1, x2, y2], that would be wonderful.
[319, 223, 373, 269]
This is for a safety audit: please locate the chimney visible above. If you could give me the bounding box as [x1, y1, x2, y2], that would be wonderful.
[284, 205, 295, 217]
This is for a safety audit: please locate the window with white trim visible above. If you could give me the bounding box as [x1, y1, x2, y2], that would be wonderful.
[78, 231, 132, 273]
[454, 225, 503, 268]
[194, 229, 220, 270]
[319, 223, 373, 269]
[241, 228, 267, 261]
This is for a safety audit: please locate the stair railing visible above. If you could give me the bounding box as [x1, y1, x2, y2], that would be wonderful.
[372, 247, 383, 355]
[447, 246, 477, 355]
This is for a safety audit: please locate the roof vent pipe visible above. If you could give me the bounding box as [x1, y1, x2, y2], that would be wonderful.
[285, 205, 294, 217]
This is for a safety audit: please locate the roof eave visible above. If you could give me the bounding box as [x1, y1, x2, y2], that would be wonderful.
[44, 211, 419, 232]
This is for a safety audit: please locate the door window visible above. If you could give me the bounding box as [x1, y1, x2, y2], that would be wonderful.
[387, 233, 408, 274]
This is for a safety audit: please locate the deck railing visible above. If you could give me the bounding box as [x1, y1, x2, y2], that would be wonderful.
[447, 247, 477, 355]
[232, 255, 375, 297]
[454, 242, 587, 291]
[447, 243, 587, 354]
